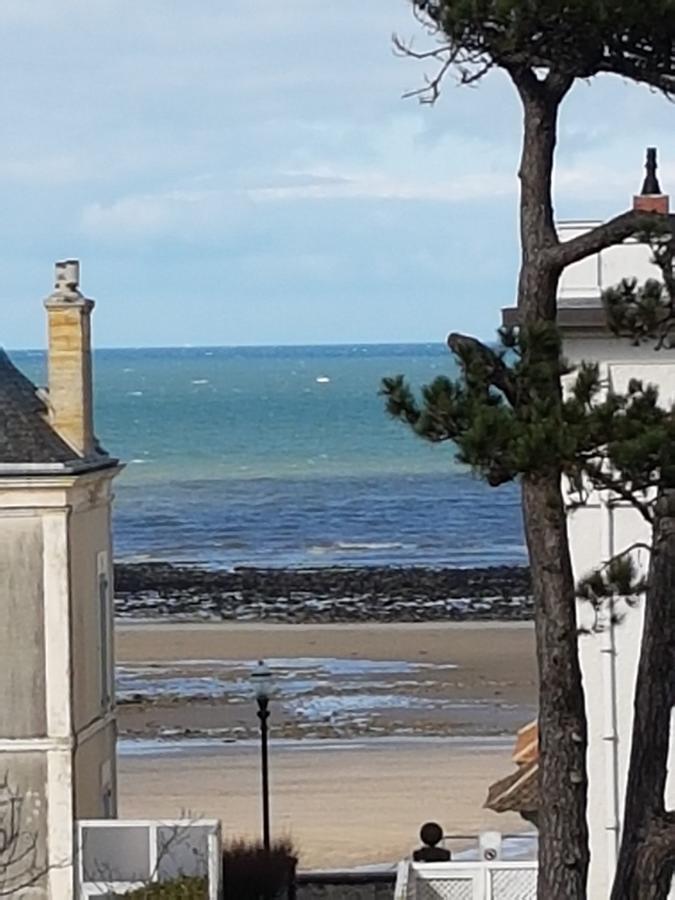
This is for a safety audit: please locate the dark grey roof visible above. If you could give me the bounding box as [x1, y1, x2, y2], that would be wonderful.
[0, 349, 81, 465]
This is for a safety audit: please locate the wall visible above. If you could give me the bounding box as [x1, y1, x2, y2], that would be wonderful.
[0, 752, 49, 899]
[68, 475, 115, 733]
[558, 224, 658, 305]
[74, 721, 117, 819]
[0, 470, 118, 900]
[0, 516, 46, 737]
[563, 340, 675, 898]
[296, 874, 394, 900]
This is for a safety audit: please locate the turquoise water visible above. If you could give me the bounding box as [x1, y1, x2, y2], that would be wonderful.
[14, 344, 525, 568]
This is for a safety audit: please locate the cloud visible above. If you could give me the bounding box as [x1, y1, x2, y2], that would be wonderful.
[81, 187, 255, 239]
[2, 0, 674, 348]
[249, 169, 515, 203]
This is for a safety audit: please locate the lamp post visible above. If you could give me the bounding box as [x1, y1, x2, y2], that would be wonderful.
[251, 660, 272, 852]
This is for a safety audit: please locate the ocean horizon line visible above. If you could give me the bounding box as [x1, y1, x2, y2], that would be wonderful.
[9, 339, 453, 354]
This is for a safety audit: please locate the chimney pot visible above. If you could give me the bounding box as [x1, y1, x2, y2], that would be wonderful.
[634, 146, 669, 214]
[55, 259, 80, 291]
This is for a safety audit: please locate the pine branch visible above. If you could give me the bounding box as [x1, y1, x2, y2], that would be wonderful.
[548, 212, 675, 270]
[446, 332, 517, 405]
[584, 462, 655, 524]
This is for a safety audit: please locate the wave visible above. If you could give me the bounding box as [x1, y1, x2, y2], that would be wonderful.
[309, 541, 409, 555]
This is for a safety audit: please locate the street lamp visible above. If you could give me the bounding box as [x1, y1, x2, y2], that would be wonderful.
[251, 660, 273, 851]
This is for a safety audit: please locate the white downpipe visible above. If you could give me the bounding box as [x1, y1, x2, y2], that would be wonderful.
[601, 494, 621, 881]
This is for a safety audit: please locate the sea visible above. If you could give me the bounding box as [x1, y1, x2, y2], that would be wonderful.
[14, 343, 526, 570]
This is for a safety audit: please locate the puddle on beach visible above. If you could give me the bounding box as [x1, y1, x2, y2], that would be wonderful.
[116, 656, 532, 744]
[117, 656, 460, 724]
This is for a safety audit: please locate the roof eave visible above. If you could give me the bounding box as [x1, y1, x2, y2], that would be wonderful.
[0, 455, 121, 477]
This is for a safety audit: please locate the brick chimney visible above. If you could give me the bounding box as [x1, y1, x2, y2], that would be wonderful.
[43, 260, 96, 457]
[633, 147, 670, 214]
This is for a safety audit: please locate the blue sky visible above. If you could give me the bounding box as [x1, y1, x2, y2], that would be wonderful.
[2, 1, 674, 348]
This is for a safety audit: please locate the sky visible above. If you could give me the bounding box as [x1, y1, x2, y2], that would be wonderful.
[2, 1, 674, 349]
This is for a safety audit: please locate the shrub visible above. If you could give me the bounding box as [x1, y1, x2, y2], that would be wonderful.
[113, 877, 208, 899]
[223, 838, 297, 900]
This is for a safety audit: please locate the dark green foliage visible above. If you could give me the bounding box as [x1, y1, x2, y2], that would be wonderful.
[382, 322, 675, 505]
[223, 838, 297, 900]
[113, 878, 207, 899]
[604, 279, 672, 345]
[410, 1, 675, 94]
[604, 231, 675, 348]
[576, 554, 647, 630]
[382, 323, 571, 486]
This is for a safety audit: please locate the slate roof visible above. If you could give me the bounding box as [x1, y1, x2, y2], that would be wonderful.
[0, 348, 81, 465]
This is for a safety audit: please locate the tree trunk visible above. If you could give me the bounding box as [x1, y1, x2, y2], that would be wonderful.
[610, 491, 675, 900]
[513, 77, 590, 899]
[523, 474, 589, 898]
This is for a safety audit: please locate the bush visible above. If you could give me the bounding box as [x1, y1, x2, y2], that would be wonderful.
[223, 838, 297, 900]
[113, 877, 208, 899]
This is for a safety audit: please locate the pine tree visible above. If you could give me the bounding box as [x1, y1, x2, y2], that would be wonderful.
[383, 269, 675, 897]
[388, 4, 675, 897]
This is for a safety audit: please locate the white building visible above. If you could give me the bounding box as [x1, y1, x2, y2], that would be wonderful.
[497, 154, 674, 897]
[0, 261, 120, 898]
[560, 172, 674, 900]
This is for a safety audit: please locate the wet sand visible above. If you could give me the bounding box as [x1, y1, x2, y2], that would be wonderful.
[116, 622, 536, 741]
[115, 622, 536, 867]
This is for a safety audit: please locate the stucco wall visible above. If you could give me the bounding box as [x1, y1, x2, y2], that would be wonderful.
[0, 752, 49, 898]
[69, 497, 113, 732]
[0, 516, 46, 738]
[74, 722, 116, 819]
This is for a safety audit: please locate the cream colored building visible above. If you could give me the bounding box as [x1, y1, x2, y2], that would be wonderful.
[0, 261, 120, 898]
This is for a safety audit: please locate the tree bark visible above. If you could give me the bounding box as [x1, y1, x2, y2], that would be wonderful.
[523, 474, 589, 898]
[512, 75, 590, 899]
[610, 491, 675, 900]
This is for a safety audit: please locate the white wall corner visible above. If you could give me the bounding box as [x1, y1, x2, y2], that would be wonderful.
[42, 510, 73, 737]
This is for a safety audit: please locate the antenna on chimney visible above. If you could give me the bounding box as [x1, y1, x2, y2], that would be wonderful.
[641, 147, 662, 196]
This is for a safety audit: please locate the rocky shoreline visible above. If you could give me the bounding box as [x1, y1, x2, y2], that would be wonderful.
[114, 562, 532, 623]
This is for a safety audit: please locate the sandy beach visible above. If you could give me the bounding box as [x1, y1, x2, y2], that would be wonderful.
[118, 738, 531, 868]
[116, 622, 536, 867]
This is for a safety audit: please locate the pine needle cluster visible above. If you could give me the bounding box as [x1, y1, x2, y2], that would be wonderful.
[381, 322, 675, 508]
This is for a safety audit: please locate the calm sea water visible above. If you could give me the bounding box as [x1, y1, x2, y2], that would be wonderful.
[14, 344, 525, 568]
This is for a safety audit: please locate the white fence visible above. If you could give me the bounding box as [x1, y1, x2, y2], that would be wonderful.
[76, 818, 222, 899]
[395, 860, 538, 900]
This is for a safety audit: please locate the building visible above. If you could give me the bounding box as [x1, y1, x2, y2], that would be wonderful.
[492, 152, 675, 898]
[561, 155, 674, 899]
[0, 261, 120, 898]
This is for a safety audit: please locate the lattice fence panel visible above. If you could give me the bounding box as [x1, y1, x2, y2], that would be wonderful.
[490, 867, 537, 900]
[413, 878, 475, 900]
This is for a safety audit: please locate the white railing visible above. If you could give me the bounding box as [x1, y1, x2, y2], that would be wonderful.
[76, 818, 221, 899]
[395, 860, 538, 900]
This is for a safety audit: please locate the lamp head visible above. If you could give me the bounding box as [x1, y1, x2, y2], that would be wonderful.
[251, 660, 273, 701]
